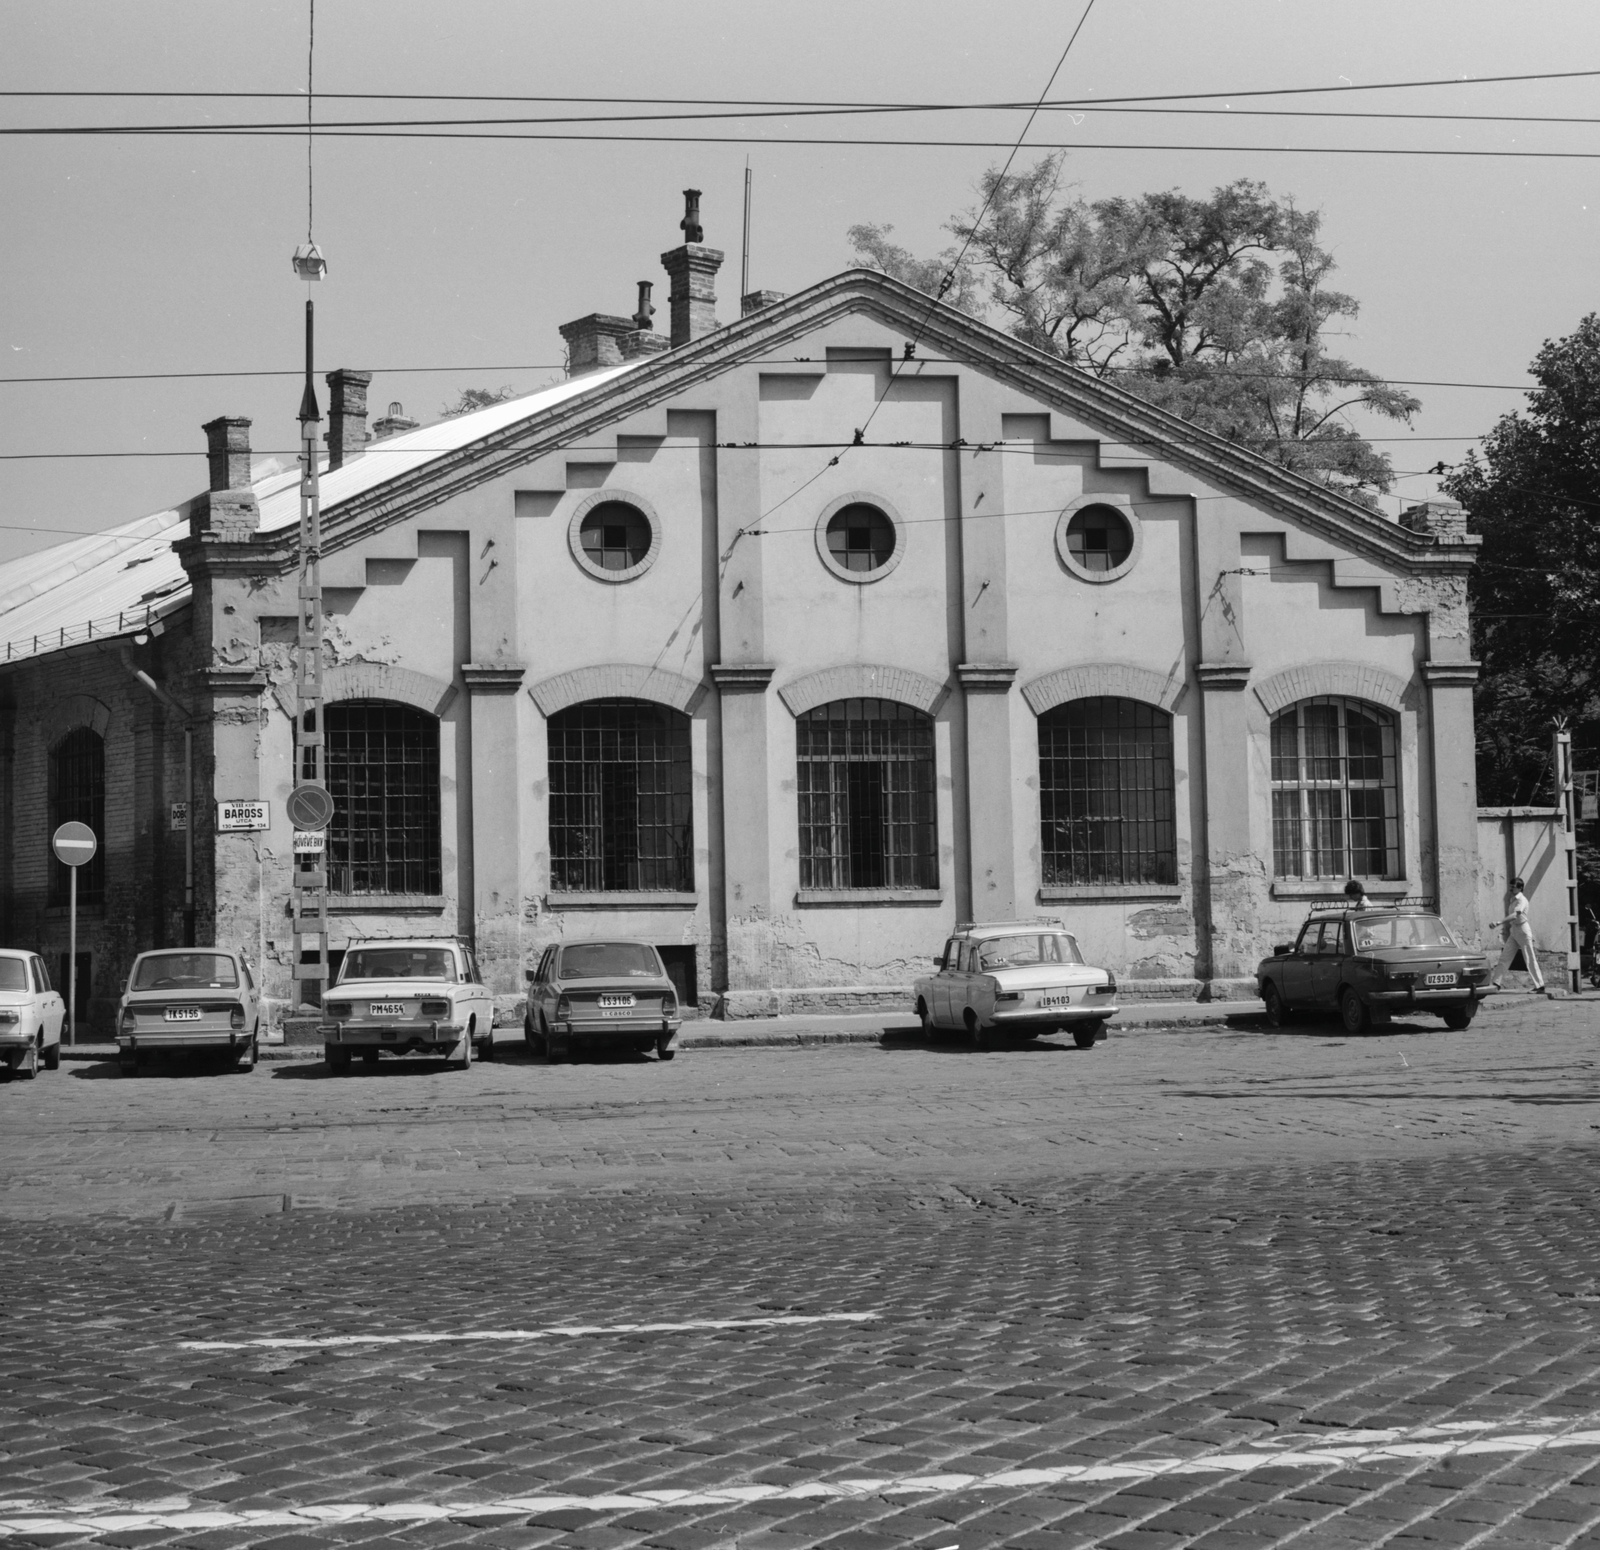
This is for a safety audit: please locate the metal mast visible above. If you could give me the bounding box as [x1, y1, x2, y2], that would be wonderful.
[292, 301, 329, 1007]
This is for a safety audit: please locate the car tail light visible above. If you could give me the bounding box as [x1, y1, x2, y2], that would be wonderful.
[325, 1001, 351, 1019]
[0, 1009, 19, 1025]
[420, 999, 449, 1017]
[119, 1008, 136, 1034]
[556, 995, 571, 1021]
[995, 991, 1020, 1003]
[662, 993, 678, 1017]
[229, 1005, 246, 1030]
[1092, 972, 1117, 996]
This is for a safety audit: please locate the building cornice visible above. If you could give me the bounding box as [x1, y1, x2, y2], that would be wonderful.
[461, 663, 526, 694]
[1195, 662, 1253, 691]
[1421, 659, 1481, 687]
[956, 663, 1019, 693]
[710, 663, 777, 692]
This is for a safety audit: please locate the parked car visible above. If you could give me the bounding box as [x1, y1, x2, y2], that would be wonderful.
[914, 921, 1119, 1049]
[1256, 904, 1495, 1033]
[0, 950, 66, 1080]
[524, 940, 682, 1062]
[117, 948, 261, 1075]
[321, 938, 494, 1073]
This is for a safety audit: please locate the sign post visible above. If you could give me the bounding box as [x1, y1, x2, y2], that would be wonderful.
[51, 822, 97, 1045]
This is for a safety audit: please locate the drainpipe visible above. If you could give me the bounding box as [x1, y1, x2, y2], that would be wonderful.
[116, 649, 196, 947]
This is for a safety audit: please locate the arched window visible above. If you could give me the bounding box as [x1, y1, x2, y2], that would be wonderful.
[1038, 698, 1175, 887]
[48, 727, 105, 906]
[796, 698, 936, 889]
[1271, 696, 1400, 879]
[323, 702, 441, 895]
[548, 699, 693, 892]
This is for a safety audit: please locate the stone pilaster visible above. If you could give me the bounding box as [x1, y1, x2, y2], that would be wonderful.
[1422, 658, 1482, 944]
[463, 664, 525, 993]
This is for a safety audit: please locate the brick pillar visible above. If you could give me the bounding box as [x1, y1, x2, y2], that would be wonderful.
[324, 369, 373, 470]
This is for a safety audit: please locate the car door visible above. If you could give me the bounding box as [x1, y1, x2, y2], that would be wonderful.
[951, 941, 983, 1023]
[1310, 919, 1349, 1007]
[465, 947, 492, 1032]
[239, 957, 259, 1031]
[1278, 922, 1321, 1005]
[532, 946, 556, 1028]
[31, 956, 63, 1041]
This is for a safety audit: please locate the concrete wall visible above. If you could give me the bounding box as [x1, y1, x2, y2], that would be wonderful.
[1477, 806, 1571, 984]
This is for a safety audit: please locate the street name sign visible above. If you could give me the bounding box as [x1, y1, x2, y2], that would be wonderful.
[218, 800, 270, 832]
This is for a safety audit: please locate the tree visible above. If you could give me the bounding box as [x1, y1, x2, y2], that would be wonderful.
[849, 158, 1419, 497]
[1442, 315, 1600, 809]
[441, 385, 516, 417]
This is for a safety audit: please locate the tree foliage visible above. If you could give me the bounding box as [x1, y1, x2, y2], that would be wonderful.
[441, 385, 516, 417]
[849, 157, 1418, 496]
[1443, 314, 1600, 807]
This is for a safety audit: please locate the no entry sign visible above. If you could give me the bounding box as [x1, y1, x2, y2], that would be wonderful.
[51, 822, 97, 867]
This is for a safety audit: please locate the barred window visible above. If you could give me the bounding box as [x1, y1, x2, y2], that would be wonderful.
[549, 699, 693, 892]
[1039, 698, 1176, 887]
[48, 727, 105, 906]
[796, 698, 936, 890]
[1271, 696, 1400, 879]
[323, 702, 441, 895]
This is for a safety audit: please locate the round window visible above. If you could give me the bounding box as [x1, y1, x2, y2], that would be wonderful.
[578, 501, 652, 571]
[1064, 505, 1133, 573]
[824, 503, 896, 573]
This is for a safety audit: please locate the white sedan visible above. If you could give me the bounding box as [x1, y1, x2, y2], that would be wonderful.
[0, 950, 67, 1079]
[914, 921, 1118, 1049]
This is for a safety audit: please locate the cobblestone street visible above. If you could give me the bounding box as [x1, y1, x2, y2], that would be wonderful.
[5, 1000, 1600, 1547]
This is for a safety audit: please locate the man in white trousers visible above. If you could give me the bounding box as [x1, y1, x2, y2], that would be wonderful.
[1492, 876, 1551, 995]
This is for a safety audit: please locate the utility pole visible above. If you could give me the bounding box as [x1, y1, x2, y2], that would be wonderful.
[292, 296, 330, 1007]
[1555, 727, 1580, 994]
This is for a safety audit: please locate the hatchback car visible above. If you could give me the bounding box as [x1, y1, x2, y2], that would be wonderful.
[524, 940, 682, 1061]
[117, 949, 262, 1074]
[0, 950, 66, 1080]
[321, 939, 494, 1072]
[914, 921, 1119, 1049]
[1256, 905, 1495, 1033]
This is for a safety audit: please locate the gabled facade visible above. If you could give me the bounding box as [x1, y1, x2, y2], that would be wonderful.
[0, 222, 1481, 1029]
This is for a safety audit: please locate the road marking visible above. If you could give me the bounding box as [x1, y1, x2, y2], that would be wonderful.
[3, 1421, 1598, 1536]
[176, 1310, 879, 1350]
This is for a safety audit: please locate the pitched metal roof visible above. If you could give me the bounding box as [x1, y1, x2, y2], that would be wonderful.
[0, 362, 646, 666]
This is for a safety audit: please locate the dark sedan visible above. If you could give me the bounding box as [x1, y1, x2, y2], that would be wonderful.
[524, 939, 682, 1061]
[1257, 906, 1495, 1034]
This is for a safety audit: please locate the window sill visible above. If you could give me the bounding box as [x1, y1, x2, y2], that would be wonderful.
[325, 893, 447, 914]
[547, 891, 699, 909]
[45, 903, 106, 919]
[1270, 879, 1409, 900]
[795, 888, 944, 906]
[1039, 885, 1182, 902]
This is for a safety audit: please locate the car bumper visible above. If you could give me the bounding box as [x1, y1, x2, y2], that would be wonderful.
[560, 1016, 682, 1044]
[0, 1027, 38, 1047]
[991, 1002, 1118, 1028]
[1368, 986, 1495, 1007]
[322, 1021, 466, 1051]
[118, 1029, 248, 1051]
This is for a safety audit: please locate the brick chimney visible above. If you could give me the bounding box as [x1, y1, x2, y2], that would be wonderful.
[621, 280, 670, 360]
[661, 189, 724, 347]
[559, 313, 637, 376]
[191, 417, 260, 541]
[325, 368, 373, 469]
[741, 289, 787, 317]
[371, 401, 419, 441]
[1398, 499, 1469, 543]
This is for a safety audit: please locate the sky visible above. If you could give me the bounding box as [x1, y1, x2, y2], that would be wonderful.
[2, 0, 1598, 564]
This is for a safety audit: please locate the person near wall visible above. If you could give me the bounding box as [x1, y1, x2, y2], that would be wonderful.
[1492, 876, 1551, 996]
[1343, 878, 1372, 909]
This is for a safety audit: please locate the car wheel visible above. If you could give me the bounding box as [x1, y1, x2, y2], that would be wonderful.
[454, 1030, 473, 1070]
[657, 1040, 677, 1062]
[1339, 988, 1372, 1035]
[326, 1044, 352, 1075]
[236, 1035, 257, 1072]
[525, 1017, 547, 1058]
[542, 1015, 567, 1063]
[18, 1043, 38, 1079]
[1073, 1023, 1101, 1050]
[43, 1039, 61, 1072]
[916, 998, 935, 1037]
[1442, 1004, 1477, 1031]
[478, 1026, 496, 1061]
[1262, 980, 1290, 1029]
[361, 1050, 380, 1065]
[965, 1009, 986, 1050]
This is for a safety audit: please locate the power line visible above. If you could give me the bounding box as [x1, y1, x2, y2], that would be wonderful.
[4, 65, 1598, 107]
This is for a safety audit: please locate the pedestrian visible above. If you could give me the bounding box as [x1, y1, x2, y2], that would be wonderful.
[1492, 876, 1551, 996]
[1343, 878, 1372, 909]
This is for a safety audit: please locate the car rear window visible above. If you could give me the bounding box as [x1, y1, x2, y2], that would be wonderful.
[132, 953, 239, 989]
[1353, 915, 1459, 950]
[977, 933, 1084, 970]
[0, 958, 28, 991]
[559, 942, 663, 979]
[341, 948, 458, 982]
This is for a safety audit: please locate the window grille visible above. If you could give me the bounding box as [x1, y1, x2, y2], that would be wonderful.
[1064, 506, 1133, 572]
[1039, 697, 1176, 887]
[796, 698, 936, 889]
[321, 702, 441, 895]
[548, 699, 693, 892]
[578, 501, 651, 571]
[49, 727, 105, 906]
[824, 504, 896, 572]
[1270, 696, 1400, 879]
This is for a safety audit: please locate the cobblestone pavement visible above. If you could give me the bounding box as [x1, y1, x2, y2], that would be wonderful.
[3, 999, 1600, 1547]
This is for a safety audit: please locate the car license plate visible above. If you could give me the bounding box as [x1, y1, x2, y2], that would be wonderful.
[599, 994, 635, 1008]
[1037, 994, 1075, 1009]
[369, 1002, 407, 1017]
[164, 1007, 202, 1022]
[1424, 973, 1457, 987]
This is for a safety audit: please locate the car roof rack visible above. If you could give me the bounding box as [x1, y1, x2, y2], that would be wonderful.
[954, 917, 1066, 931]
[1305, 896, 1438, 916]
